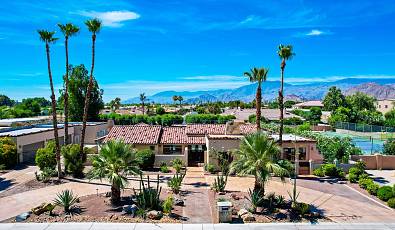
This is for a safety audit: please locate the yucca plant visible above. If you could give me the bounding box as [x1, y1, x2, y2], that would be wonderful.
[212, 174, 228, 193]
[133, 174, 162, 211]
[53, 189, 79, 213]
[167, 172, 185, 194]
[246, 188, 264, 213]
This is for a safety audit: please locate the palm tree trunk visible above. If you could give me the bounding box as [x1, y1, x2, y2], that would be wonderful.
[111, 183, 121, 204]
[45, 43, 62, 180]
[253, 175, 264, 195]
[64, 36, 69, 146]
[80, 34, 96, 157]
[142, 102, 145, 115]
[279, 59, 286, 145]
[256, 83, 262, 131]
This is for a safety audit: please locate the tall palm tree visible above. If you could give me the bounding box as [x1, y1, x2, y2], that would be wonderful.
[244, 67, 269, 131]
[230, 132, 288, 195]
[80, 18, 102, 157]
[109, 97, 121, 112]
[277, 44, 295, 144]
[38, 30, 62, 179]
[58, 23, 80, 145]
[172, 95, 179, 106]
[178, 96, 183, 108]
[140, 93, 147, 115]
[88, 140, 140, 204]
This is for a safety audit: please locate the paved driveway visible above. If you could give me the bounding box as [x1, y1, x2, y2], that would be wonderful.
[0, 166, 38, 192]
[366, 170, 395, 186]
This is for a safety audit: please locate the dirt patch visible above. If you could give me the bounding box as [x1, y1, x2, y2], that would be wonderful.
[0, 179, 66, 198]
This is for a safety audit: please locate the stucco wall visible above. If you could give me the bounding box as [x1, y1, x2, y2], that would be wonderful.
[352, 154, 395, 170]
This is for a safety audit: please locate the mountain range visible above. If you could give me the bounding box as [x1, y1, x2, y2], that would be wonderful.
[124, 78, 395, 104]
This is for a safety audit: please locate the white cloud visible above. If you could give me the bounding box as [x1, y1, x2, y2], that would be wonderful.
[78, 10, 140, 27]
[306, 29, 324, 36]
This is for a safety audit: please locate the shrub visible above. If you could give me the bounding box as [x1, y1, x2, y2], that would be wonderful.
[53, 189, 79, 213]
[277, 159, 294, 177]
[0, 137, 17, 169]
[377, 186, 394, 201]
[162, 196, 173, 214]
[358, 178, 374, 189]
[313, 168, 325, 177]
[293, 202, 310, 216]
[37, 167, 57, 182]
[35, 141, 56, 171]
[136, 149, 155, 170]
[366, 183, 380, 195]
[322, 164, 344, 178]
[134, 175, 162, 211]
[348, 172, 359, 183]
[171, 158, 184, 173]
[212, 174, 227, 193]
[387, 198, 395, 209]
[160, 165, 170, 173]
[204, 163, 216, 174]
[61, 144, 84, 178]
[167, 173, 185, 194]
[247, 189, 264, 213]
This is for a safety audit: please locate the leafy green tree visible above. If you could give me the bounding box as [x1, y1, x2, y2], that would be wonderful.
[58, 23, 80, 145]
[277, 44, 295, 144]
[88, 140, 140, 204]
[244, 67, 269, 131]
[230, 132, 288, 194]
[323, 86, 346, 112]
[35, 141, 57, 171]
[0, 137, 17, 169]
[383, 140, 395, 155]
[155, 105, 165, 115]
[81, 18, 102, 159]
[308, 107, 322, 124]
[346, 92, 376, 112]
[38, 29, 62, 179]
[0, 95, 14, 107]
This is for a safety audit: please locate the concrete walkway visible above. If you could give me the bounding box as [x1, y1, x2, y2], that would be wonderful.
[182, 167, 212, 223]
[0, 166, 38, 192]
[1, 223, 395, 230]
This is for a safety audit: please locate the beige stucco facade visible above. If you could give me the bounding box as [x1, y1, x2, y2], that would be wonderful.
[376, 99, 395, 114]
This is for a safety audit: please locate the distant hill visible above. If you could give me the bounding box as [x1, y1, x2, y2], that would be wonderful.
[123, 78, 395, 104]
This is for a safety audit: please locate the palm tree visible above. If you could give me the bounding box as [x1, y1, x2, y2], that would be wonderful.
[38, 30, 62, 179]
[244, 67, 269, 131]
[109, 97, 121, 112]
[172, 95, 179, 106]
[80, 18, 102, 157]
[230, 132, 288, 195]
[58, 23, 80, 145]
[140, 93, 147, 115]
[277, 44, 295, 144]
[178, 96, 183, 108]
[88, 140, 140, 204]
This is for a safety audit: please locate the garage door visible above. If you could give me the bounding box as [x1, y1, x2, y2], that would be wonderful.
[22, 141, 45, 164]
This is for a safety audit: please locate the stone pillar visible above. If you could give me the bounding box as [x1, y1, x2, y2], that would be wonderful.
[184, 146, 188, 166]
[309, 159, 313, 175]
[376, 154, 383, 170]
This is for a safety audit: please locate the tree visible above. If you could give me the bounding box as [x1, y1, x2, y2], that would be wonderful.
[277, 44, 295, 144]
[244, 67, 269, 131]
[383, 140, 395, 155]
[346, 92, 376, 112]
[323, 86, 346, 112]
[178, 96, 183, 108]
[80, 18, 102, 158]
[230, 132, 288, 195]
[59, 65, 104, 121]
[109, 97, 121, 112]
[58, 23, 80, 145]
[38, 30, 62, 180]
[140, 93, 147, 115]
[308, 107, 322, 124]
[172, 95, 179, 105]
[0, 95, 14, 107]
[88, 140, 140, 204]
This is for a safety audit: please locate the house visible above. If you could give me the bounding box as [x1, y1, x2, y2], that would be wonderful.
[376, 99, 395, 114]
[104, 122, 323, 174]
[221, 108, 303, 122]
[292, 100, 324, 109]
[0, 121, 113, 163]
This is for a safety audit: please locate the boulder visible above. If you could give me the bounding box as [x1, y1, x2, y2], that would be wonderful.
[15, 212, 31, 222]
[241, 213, 255, 222]
[147, 210, 163, 220]
[123, 204, 138, 215]
[231, 193, 240, 200]
[31, 203, 52, 215]
[237, 208, 249, 217]
[174, 197, 184, 206]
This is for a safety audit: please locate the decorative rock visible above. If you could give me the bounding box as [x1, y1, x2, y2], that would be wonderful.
[15, 212, 31, 222]
[147, 210, 163, 220]
[231, 193, 240, 200]
[237, 208, 249, 217]
[123, 204, 138, 215]
[218, 192, 226, 195]
[31, 203, 52, 215]
[105, 192, 111, 197]
[311, 211, 321, 218]
[241, 213, 255, 222]
[174, 197, 184, 206]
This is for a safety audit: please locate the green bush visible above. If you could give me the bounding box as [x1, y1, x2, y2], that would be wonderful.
[0, 137, 17, 169]
[377, 186, 394, 201]
[167, 173, 185, 194]
[322, 164, 344, 178]
[313, 168, 325, 177]
[136, 149, 155, 170]
[277, 159, 294, 177]
[366, 183, 380, 195]
[293, 202, 310, 217]
[171, 158, 184, 173]
[348, 172, 359, 183]
[160, 165, 170, 173]
[61, 144, 84, 178]
[162, 196, 173, 214]
[204, 163, 216, 174]
[35, 141, 56, 171]
[387, 198, 395, 209]
[358, 178, 374, 189]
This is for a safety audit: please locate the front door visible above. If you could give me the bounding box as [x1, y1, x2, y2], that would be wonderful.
[188, 145, 206, 166]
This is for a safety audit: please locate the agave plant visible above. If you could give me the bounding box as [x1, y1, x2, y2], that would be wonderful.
[246, 188, 264, 213]
[134, 174, 162, 211]
[53, 189, 79, 213]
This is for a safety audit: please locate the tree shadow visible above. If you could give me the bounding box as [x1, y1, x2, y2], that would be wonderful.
[183, 182, 210, 188]
[0, 178, 16, 191]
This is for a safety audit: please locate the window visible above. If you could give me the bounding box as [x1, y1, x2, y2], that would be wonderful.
[385, 105, 388, 108]
[163, 145, 183, 155]
[150, 145, 155, 151]
[298, 147, 307, 160]
[283, 148, 295, 161]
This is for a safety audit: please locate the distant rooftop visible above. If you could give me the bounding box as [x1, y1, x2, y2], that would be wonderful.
[293, 101, 324, 108]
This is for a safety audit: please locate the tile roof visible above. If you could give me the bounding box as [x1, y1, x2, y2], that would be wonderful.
[239, 124, 256, 135]
[104, 125, 161, 144]
[161, 126, 205, 144]
[185, 124, 226, 135]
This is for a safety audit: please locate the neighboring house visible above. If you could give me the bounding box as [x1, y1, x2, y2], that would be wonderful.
[376, 99, 395, 114]
[222, 108, 303, 122]
[0, 121, 112, 163]
[292, 100, 324, 109]
[104, 122, 323, 174]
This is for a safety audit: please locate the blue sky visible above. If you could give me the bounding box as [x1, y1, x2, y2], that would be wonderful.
[1, 0, 395, 102]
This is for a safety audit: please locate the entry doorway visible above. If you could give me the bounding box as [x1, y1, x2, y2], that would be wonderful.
[187, 145, 206, 166]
